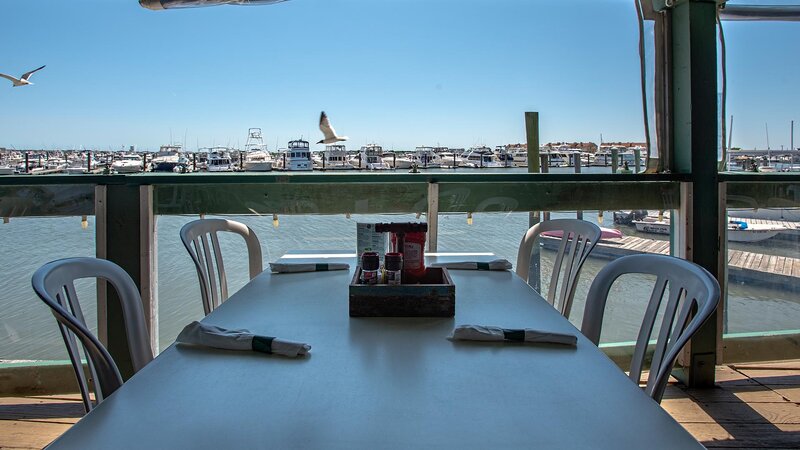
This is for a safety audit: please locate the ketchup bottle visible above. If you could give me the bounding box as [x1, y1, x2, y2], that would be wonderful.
[377, 222, 428, 284]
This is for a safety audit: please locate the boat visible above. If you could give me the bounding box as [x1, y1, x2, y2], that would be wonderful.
[242, 128, 273, 172]
[206, 148, 234, 172]
[318, 144, 353, 170]
[459, 147, 502, 168]
[0, 165, 15, 175]
[350, 144, 390, 170]
[149, 145, 185, 172]
[410, 146, 442, 168]
[277, 139, 312, 171]
[541, 227, 623, 241]
[382, 151, 414, 169]
[494, 146, 515, 167]
[632, 216, 787, 243]
[111, 153, 144, 174]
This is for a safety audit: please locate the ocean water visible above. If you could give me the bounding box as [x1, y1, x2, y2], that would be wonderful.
[2, 167, 798, 361]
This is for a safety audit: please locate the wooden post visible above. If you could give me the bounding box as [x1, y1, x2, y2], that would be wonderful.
[427, 183, 439, 252]
[95, 184, 158, 379]
[525, 111, 542, 291]
[670, 0, 720, 387]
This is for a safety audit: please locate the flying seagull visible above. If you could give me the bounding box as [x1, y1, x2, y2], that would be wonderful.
[317, 111, 348, 144]
[0, 65, 46, 87]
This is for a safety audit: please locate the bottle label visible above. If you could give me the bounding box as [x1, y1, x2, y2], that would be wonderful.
[361, 270, 379, 285]
[403, 242, 423, 270]
[386, 270, 401, 285]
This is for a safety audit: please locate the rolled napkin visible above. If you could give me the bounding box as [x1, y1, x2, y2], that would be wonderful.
[269, 262, 350, 273]
[430, 259, 512, 271]
[448, 324, 577, 347]
[177, 321, 311, 357]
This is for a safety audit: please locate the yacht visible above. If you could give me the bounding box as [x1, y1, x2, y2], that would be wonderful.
[410, 146, 442, 168]
[206, 148, 234, 172]
[111, 153, 143, 174]
[350, 144, 390, 170]
[494, 146, 515, 168]
[278, 139, 313, 171]
[382, 151, 413, 169]
[318, 144, 353, 170]
[459, 146, 502, 168]
[242, 128, 273, 172]
[149, 145, 185, 172]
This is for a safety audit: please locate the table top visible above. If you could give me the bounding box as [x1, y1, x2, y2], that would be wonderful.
[49, 252, 701, 449]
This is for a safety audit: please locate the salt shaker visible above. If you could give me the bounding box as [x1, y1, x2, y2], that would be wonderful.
[384, 252, 402, 285]
[360, 252, 380, 285]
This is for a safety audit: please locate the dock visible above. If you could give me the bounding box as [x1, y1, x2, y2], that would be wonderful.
[544, 234, 800, 289]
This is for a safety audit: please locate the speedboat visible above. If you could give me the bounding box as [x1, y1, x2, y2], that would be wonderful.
[112, 154, 144, 173]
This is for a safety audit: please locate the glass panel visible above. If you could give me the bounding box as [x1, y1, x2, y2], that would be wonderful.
[0, 216, 97, 361]
[724, 181, 800, 359]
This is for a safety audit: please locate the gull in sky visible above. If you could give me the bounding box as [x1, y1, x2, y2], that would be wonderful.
[317, 111, 348, 144]
[0, 65, 46, 87]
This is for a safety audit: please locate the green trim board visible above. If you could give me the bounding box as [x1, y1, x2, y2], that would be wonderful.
[0, 172, 690, 187]
[153, 181, 681, 215]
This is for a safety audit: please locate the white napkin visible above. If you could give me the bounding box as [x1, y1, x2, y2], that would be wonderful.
[448, 324, 577, 346]
[269, 262, 349, 273]
[177, 321, 311, 357]
[430, 259, 512, 271]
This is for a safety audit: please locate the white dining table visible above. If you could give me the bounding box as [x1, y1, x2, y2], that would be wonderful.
[48, 251, 702, 449]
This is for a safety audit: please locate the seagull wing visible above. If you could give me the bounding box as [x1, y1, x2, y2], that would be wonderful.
[319, 111, 338, 140]
[21, 65, 46, 81]
[0, 73, 21, 83]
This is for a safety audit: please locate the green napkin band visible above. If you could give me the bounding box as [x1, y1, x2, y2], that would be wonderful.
[251, 335, 276, 354]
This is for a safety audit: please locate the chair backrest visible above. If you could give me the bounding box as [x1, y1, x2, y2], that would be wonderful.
[31, 257, 153, 413]
[581, 254, 720, 402]
[515, 219, 602, 318]
[180, 218, 263, 315]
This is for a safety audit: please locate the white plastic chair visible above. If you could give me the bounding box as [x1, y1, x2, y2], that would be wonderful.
[31, 257, 153, 413]
[581, 254, 720, 403]
[180, 218, 263, 315]
[516, 218, 603, 318]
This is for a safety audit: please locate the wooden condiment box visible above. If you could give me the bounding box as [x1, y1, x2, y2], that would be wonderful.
[349, 267, 455, 317]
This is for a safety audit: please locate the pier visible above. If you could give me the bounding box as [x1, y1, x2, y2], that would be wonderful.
[544, 233, 800, 290]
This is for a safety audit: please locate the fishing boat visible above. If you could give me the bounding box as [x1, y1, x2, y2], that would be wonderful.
[242, 128, 273, 172]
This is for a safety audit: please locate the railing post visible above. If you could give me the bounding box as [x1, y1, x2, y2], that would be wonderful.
[670, 0, 720, 387]
[95, 183, 158, 379]
[525, 111, 542, 290]
[426, 182, 439, 252]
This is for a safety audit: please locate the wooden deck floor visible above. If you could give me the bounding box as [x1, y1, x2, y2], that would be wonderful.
[2, 362, 798, 449]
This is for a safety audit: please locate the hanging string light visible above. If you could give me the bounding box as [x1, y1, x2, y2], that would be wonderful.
[81, 215, 89, 230]
[3, 217, 9, 224]
[345, 212, 351, 219]
[200, 213, 206, 219]
[415, 212, 422, 220]
[657, 210, 664, 222]
[467, 212, 473, 225]
[597, 210, 604, 225]
[272, 214, 279, 229]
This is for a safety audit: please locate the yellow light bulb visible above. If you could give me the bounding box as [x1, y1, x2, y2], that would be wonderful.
[272, 214, 279, 229]
[345, 212, 351, 219]
[415, 212, 422, 219]
[597, 211, 604, 224]
[467, 212, 473, 225]
[81, 215, 88, 230]
[200, 213, 206, 219]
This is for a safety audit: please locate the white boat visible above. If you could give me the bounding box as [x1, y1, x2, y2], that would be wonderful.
[0, 165, 14, 175]
[410, 146, 442, 168]
[242, 128, 273, 172]
[111, 154, 143, 173]
[149, 145, 185, 172]
[382, 152, 414, 169]
[494, 146, 515, 168]
[206, 148, 234, 172]
[459, 147, 502, 168]
[318, 144, 353, 170]
[632, 216, 786, 243]
[350, 144, 390, 170]
[277, 139, 312, 171]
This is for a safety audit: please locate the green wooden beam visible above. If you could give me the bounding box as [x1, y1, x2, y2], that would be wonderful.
[671, 0, 720, 388]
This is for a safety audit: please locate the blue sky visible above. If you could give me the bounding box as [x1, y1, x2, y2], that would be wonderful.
[0, 0, 797, 151]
